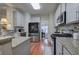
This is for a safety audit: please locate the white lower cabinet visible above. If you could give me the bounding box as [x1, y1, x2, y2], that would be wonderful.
[56, 37, 72, 55]
[12, 40, 30, 55]
[56, 42, 71, 55]
[0, 42, 12, 55]
[56, 44, 62, 55]
[56, 40, 62, 55]
[63, 47, 71, 55]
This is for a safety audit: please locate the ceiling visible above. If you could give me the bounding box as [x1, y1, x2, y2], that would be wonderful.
[11, 3, 59, 15]
[0, 3, 59, 15]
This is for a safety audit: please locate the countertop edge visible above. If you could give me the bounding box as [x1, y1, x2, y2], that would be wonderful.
[12, 37, 31, 48]
[0, 36, 15, 45]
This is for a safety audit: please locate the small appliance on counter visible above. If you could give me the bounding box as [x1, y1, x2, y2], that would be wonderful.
[18, 28, 26, 37]
[20, 32, 26, 37]
[73, 32, 79, 40]
[14, 26, 26, 37]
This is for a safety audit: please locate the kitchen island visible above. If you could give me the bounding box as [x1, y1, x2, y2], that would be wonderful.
[0, 36, 15, 55]
[12, 36, 31, 55]
[0, 35, 31, 55]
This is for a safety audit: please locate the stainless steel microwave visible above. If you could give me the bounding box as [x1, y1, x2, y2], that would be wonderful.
[57, 11, 66, 25]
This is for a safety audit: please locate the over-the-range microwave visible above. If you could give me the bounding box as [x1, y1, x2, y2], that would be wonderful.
[57, 11, 66, 25]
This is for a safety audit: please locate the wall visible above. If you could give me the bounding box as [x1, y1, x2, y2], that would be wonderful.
[31, 15, 40, 22]
[40, 15, 48, 26]
[24, 13, 31, 36]
[30, 15, 49, 26]
[48, 13, 55, 40]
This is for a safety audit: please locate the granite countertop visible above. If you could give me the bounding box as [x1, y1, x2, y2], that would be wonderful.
[0, 36, 15, 45]
[57, 37, 79, 55]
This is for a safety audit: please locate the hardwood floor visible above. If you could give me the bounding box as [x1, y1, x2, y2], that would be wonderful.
[30, 38, 53, 55]
[30, 41, 43, 55]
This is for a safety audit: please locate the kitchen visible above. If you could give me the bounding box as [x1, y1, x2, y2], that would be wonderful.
[0, 3, 79, 55]
[0, 3, 56, 55]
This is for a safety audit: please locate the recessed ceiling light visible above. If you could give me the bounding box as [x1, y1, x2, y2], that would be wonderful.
[30, 3, 40, 10]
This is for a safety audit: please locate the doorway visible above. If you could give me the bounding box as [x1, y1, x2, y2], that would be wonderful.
[41, 25, 48, 39]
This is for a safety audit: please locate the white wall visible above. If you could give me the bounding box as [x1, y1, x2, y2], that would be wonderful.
[30, 15, 49, 26]
[31, 15, 40, 22]
[24, 13, 31, 36]
[40, 15, 48, 26]
[48, 13, 55, 40]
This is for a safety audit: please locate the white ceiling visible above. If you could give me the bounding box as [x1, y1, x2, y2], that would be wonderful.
[11, 3, 59, 15]
[0, 3, 59, 15]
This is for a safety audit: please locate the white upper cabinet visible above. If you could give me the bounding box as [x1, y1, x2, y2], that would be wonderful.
[61, 3, 66, 13]
[54, 3, 79, 26]
[15, 11, 24, 26]
[66, 3, 79, 24]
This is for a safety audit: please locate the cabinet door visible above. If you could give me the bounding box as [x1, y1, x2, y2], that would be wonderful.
[0, 46, 2, 55]
[16, 11, 21, 26]
[61, 3, 66, 13]
[63, 47, 71, 55]
[16, 11, 24, 26]
[66, 3, 79, 24]
[56, 40, 62, 55]
[2, 42, 12, 55]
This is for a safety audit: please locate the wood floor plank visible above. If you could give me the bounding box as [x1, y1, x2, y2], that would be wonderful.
[30, 38, 52, 55]
[30, 42, 43, 55]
